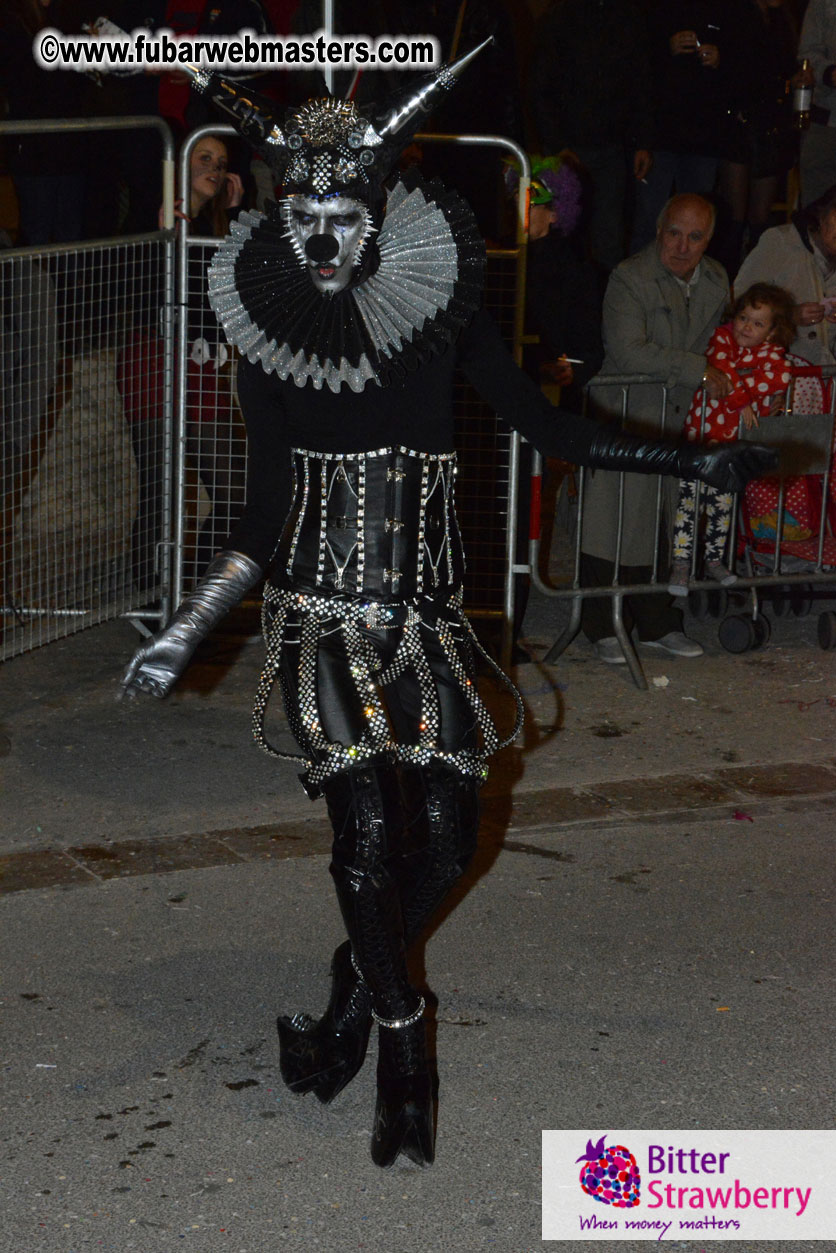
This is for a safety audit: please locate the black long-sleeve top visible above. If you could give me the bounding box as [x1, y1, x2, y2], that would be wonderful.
[649, 0, 731, 157]
[529, 0, 654, 152]
[228, 306, 603, 569]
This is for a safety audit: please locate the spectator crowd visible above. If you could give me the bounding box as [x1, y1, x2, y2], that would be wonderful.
[4, 0, 836, 657]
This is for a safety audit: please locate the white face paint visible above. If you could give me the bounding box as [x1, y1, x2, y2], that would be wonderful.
[283, 194, 372, 294]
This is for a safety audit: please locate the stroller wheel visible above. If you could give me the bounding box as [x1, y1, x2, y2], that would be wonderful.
[688, 588, 711, 621]
[752, 616, 771, 649]
[688, 588, 728, 621]
[718, 613, 756, 654]
[771, 584, 792, 617]
[790, 584, 814, 617]
[817, 611, 836, 650]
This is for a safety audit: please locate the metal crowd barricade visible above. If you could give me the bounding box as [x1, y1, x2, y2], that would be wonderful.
[173, 126, 247, 599]
[530, 371, 836, 690]
[173, 127, 529, 669]
[0, 117, 175, 663]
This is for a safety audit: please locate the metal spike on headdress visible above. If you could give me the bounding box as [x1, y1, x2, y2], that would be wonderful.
[185, 38, 494, 200]
[370, 36, 494, 149]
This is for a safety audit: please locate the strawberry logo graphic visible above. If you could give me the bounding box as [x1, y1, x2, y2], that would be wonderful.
[576, 1134, 641, 1207]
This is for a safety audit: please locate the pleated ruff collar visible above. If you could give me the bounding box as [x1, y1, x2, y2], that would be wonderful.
[207, 170, 485, 393]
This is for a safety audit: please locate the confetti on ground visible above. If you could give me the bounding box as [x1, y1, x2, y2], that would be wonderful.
[732, 810, 754, 822]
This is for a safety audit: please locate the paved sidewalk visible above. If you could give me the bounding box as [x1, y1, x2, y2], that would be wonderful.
[2, 757, 836, 895]
[1, 590, 834, 1252]
[2, 806, 831, 1253]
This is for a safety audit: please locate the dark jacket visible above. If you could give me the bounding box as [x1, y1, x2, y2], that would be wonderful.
[530, 0, 654, 151]
[649, 0, 730, 156]
[723, 0, 799, 144]
[524, 231, 604, 406]
[0, 5, 90, 175]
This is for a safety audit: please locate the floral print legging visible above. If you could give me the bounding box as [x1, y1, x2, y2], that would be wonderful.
[673, 479, 735, 566]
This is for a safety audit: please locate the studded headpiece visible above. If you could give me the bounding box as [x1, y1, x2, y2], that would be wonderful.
[280, 97, 384, 198]
[190, 37, 493, 201]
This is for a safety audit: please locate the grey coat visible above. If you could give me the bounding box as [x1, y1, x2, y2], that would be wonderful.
[581, 243, 729, 565]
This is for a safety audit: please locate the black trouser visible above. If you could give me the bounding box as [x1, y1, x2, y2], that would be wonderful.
[580, 553, 683, 644]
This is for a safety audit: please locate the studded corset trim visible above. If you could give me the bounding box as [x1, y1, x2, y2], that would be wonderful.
[278, 446, 465, 599]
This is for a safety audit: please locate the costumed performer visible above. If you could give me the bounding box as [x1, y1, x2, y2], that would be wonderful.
[120, 43, 777, 1168]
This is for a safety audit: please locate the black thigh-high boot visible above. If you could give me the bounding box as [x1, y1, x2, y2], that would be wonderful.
[325, 765, 434, 1167]
[369, 763, 480, 1167]
[276, 764, 480, 1134]
[398, 762, 481, 943]
[275, 937, 373, 1104]
[274, 764, 402, 1104]
[275, 764, 405, 1106]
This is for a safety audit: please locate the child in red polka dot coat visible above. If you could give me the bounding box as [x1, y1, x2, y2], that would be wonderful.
[669, 283, 795, 595]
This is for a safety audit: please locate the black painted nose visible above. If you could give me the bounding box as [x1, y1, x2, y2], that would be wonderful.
[306, 234, 339, 263]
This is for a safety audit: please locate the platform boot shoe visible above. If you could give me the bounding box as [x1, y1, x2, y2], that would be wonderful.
[371, 995, 434, 1167]
[275, 765, 404, 1104]
[275, 939, 373, 1104]
[325, 766, 436, 1165]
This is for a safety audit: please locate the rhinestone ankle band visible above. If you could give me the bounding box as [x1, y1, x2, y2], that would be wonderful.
[371, 996, 426, 1029]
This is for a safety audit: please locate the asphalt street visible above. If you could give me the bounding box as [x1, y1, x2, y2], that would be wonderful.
[1, 589, 834, 1252]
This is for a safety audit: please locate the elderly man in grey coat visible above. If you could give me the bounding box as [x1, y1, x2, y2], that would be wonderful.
[580, 193, 732, 663]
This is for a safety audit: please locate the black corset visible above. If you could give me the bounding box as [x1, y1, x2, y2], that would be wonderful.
[277, 447, 465, 599]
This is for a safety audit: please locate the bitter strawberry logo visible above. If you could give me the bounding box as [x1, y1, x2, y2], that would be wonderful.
[576, 1134, 641, 1207]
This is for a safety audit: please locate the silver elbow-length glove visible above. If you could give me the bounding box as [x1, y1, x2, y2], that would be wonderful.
[120, 550, 263, 699]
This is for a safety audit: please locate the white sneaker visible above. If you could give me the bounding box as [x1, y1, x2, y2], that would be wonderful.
[640, 631, 704, 658]
[667, 560, 690, 598]
[705, 560, 738, 587]
[592, 636, 628, 664]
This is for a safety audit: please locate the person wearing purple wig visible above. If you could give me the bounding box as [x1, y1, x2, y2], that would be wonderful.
[506, 154, 603, 403]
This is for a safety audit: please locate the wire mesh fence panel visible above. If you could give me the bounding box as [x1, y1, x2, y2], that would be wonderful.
[179, 237, 249, 591]
[1, 236, 171, 660]
[454, 249, 519, 619]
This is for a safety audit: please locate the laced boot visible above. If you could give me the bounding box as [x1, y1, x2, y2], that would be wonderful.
[276, 940, 373, 1104]
[370, 998, 435, 1168]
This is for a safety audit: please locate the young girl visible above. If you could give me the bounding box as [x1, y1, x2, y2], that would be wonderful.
[669, 282, 795, 595]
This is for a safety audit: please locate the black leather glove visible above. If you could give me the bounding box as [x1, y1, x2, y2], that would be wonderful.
[675, 441, 779, 493]
[120, 550, 262, 700]
[587, 428, 779, 493]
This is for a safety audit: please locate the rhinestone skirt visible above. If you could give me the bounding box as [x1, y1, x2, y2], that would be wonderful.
[252, 583, 524, 797]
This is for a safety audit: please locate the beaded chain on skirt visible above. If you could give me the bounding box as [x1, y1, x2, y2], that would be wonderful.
[252, 583, 524, 797]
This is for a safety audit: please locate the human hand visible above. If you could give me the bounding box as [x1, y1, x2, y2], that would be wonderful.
[119, 629, 196, 700]
[703, 365, 733, 399]
[119, 551, 261, 701]
[158, 197, 189, 230]
[791, 63, 815, 88]
[634, 149, 652, 181]
[542, 356, 574, 387]
[740, 403, 758, 430]
[670, 30, 698, 55]
[224, 172, 244, 209]
[795, 301, 825, 328]
[679, 442, 779, 493]
[698, 42, 719, 68]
